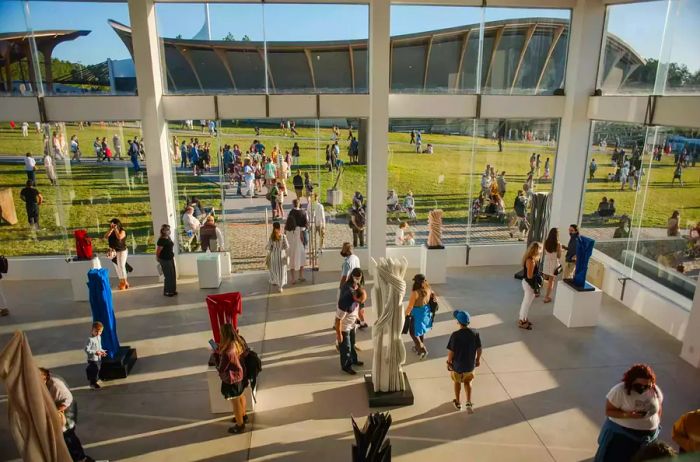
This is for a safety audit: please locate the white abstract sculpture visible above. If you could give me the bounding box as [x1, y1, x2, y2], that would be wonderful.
[371, 257, 408, 393]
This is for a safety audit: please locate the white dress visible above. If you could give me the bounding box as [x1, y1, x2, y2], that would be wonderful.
[542, 250, 559, 277]
[285, 228, 305, 270]
[266, 235, 289, 286]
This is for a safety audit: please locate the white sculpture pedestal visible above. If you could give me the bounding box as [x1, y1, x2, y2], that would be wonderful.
[553, 281, 603, 327]
[206, 367, 255, 414]
[197, 254, 222, 289]
[68, 258, 101, 301]
[326, 189, 342, 206]
[420, 246, 447, 284]
[218, 252, 232, 277]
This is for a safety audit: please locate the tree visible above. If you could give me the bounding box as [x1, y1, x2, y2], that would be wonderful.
[175, 34, 183, 40]
[241, 35, 251, 42]
[223, 32, 236, 41]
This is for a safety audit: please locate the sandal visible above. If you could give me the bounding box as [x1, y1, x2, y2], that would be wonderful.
[543, 297, 552, 303]
[518, 320, 533, 330]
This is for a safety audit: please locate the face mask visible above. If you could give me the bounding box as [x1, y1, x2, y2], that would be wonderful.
[632, 383, 650, 394]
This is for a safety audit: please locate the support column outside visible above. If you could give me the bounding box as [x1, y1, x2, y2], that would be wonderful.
[358, 118, 368, 165]
[549, 0, 605, 233]
[681, 277, 700, 368]
[367, 0, 390, 266]
[127, 0, 177, 248]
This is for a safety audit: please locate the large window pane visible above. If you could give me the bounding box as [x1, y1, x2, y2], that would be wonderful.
[581, 121, 700, 300]
[9, 1, 136, 95]
[0, 121, 152, 257]
[482, 8, 570, 95]
[0, 0, 34, 95]
[390, 6, 481, 94]
[385, 118, 559, 247]
[662, 0, 700, 94]
[263, 4, 368, 94]
[387, 119, 472, 246]
[155, 3, 368, 94]
[599, 1, 665, 94]
[468, 118, 560, 244]
[156, 3, 265, 94]
[170, 118, 367, 272]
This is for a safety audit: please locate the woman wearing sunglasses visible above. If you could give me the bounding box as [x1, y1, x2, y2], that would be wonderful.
[594, 364, 663, 462]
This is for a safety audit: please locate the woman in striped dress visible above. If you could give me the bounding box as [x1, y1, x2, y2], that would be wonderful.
[266, 222, 289, 292]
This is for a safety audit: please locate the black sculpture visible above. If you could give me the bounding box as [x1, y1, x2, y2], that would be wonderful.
[352, 412, 392, 462]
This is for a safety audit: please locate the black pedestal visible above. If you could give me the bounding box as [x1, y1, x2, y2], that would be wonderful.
[563, 278, 596, 292]
[99, 346, 137, 380]
[365, 373, 414, 407]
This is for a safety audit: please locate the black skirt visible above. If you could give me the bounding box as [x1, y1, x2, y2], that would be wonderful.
[221, 378, 248, 400]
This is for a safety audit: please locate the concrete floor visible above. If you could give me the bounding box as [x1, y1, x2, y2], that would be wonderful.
[1, 266, 699, 461]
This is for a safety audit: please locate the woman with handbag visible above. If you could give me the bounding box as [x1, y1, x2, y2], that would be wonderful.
[405, 274, 435, 359]
[519, 242, 543, 330]
[105, 218, 129, 290]
[542, 228, 562, 303]
[216, 323, 250, 434]
[266, 222, 289, 293]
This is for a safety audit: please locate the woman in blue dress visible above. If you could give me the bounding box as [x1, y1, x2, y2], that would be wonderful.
[405, 274, 435, 359]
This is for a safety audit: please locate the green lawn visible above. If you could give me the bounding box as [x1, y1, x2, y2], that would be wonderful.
[0, 162, 220, 257]
[1, 122, 697, 257]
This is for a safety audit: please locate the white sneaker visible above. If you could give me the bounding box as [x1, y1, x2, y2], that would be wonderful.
[466, 402, 474, 414]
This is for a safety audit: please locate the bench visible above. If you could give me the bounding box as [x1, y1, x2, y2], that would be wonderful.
[582, 213, 623, 226]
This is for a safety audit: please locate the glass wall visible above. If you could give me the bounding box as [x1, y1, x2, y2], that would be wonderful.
[0, 120, 153, 257]
[155, 3, 369, 94]
[390, 6, 481, 93]
[1, 1, 136, 96]
[600, 0, 700, 95]
[581, 121, 700, 299]
[169, 118, 366, 271]
[482, 8, 570, 95]
[389, 5, 570, 94]
[386, 119, 472, 245]
[386, 118, 559, 247]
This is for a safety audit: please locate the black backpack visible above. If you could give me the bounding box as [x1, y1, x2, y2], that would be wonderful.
[244, 350, 262, 401]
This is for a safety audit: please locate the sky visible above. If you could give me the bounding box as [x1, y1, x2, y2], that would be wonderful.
[0, 0, 697, 72]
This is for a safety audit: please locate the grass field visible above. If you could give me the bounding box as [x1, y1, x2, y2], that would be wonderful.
[1, 122, 698, 257]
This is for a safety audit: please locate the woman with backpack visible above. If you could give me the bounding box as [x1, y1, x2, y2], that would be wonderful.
[216, 323, 250, 434]
[404, 274, 436, 360]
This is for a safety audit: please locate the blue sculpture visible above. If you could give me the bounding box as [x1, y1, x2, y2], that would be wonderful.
[87, 268, 120, 359]
[572, 235, 595, 290]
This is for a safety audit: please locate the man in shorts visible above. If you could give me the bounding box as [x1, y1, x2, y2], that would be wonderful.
[446, 310, 482, 413]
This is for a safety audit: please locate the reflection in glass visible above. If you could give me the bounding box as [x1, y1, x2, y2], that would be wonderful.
[581, 121, 700, 300]
[386, 118, 559, 247]
[168, 119, 367, 272]
[0, 121, 152, 257]
[1, 1, 136, 95]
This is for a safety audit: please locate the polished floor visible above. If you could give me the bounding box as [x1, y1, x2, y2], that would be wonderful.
[1, 266, 699, 461]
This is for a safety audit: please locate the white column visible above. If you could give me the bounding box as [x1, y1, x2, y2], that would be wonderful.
[681, 278, 700, 368]
[127, 0, 177, 244]
[549, 0, 606, 232]
[367, 0, 390, 265]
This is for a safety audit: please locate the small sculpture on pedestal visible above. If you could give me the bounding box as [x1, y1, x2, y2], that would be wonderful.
[427, 209, 444, 249]
[367, 257, 413, 407]
[564, 235, 596, 292]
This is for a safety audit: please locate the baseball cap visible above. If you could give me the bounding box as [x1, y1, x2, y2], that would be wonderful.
[453, 310, 471, 326]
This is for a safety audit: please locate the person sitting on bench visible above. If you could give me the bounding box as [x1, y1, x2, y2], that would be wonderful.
[200, 215, 225, 252]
